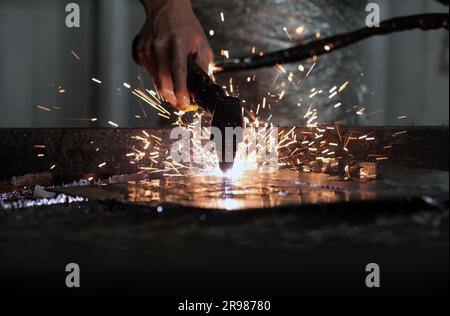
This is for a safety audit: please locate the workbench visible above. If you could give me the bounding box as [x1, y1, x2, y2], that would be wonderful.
[0, 127, 448, 295]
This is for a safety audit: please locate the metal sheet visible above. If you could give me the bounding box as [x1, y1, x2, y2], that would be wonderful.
[54, 168, 449, 211]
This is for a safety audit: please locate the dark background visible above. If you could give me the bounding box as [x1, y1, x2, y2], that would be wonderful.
[0, 0, 448, 127]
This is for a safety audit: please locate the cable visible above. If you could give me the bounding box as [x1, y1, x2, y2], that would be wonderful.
[217, 13, 449, 73]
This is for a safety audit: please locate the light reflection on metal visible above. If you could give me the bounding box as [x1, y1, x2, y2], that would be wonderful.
[125, 172, 344, 211]
[0, 194, 85, 210]
[122, 170, 381, 210]
[47, 169, 448, 212]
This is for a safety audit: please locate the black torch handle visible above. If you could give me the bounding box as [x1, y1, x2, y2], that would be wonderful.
[186, 57, 244, 172]
[187, 56, 226, 112]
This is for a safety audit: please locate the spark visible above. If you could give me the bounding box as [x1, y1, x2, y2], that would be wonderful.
[92, 78, 102, 84]
[288, 72, 294, 82]
[151, 134, 162, 142]
[329, 92, 338, 99]
[275, 64, 287, 74]
[295, 26, 305, 34]
[132, 89, 171, 116]
[158, 113, 171, 119]
[339, 81, 349, 92]
[70, 50, 80, 61]
[221, 50, 230, 59]
[108, 121, 119, 128]
[306, 63, 316, 77]
[118, 26, 392, 181]
[283, 27, 294, 42]
[36, 105, 51, 112]
[356, 108, 366, 115]
[309, 91, 319, 98]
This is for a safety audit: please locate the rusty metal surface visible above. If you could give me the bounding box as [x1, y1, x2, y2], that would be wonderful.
[0, 127, 448, 186]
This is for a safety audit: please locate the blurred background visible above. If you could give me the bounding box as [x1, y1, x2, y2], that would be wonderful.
[0, 0, 448, 127]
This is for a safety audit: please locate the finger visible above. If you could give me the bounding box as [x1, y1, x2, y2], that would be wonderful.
[153, 40, 177, 106]
[142, 42, 160, 89]
[133, 34, 160, 90]
[133, 28, 151, 67]
[143, 55, 160, 92]
[171, 40, 190, 110]
[132, 35, 142, 65]
[133, 21, 152, 66]
[195, 44, 214, 74]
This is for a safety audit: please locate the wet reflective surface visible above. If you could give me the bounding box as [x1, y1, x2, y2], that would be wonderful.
[2, 169, 448, 295]
[54, 169, 449, 211]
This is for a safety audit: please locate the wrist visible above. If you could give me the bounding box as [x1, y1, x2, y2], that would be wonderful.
[141, 0, 193, 20]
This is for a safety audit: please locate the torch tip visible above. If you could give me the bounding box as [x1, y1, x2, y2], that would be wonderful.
[219, 162, 234, 174]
